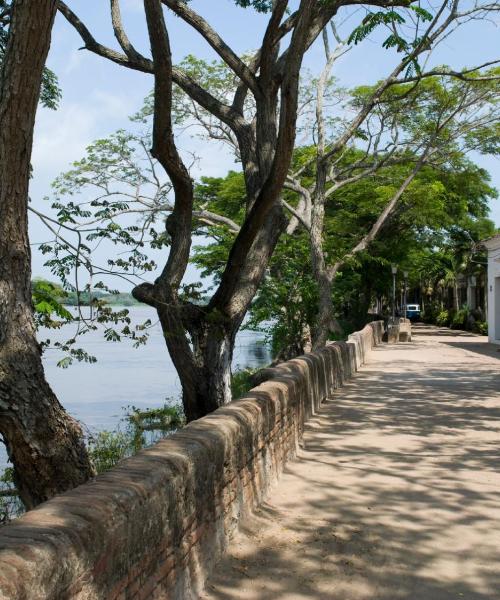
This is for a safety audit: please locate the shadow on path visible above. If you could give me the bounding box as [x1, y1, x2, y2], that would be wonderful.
[201, 327, 500, 600]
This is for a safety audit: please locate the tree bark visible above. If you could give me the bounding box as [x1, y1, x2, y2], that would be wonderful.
[0, 0, 94, 509]
[310, 209, 338, 349]
[134, 204, 285, 422]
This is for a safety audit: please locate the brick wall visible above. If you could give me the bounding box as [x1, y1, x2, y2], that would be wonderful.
[0, 321, 384, 600]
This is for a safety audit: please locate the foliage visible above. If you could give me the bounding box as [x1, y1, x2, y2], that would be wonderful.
[40, 66, 62, 110]
[87, 430, 132, 474]
[233, 0, 273, 11]
[0, 467, 23, 525]
[190, 141, 496, 358]
[87, 411, 183, 474]
[231, 367, 260, 400]
[126, 404, 185, 453]
[31, 278, 100, 368]
[63, 290, 140, 307]
[425, 307, 488, 335]
[450, 308, 468, 329]
[87, 403, 185, 474]
[32, 278, 73, 329]
[474, 321, 488, 335]
[435, 310, 451, 327]
[347, 5, 433, 77]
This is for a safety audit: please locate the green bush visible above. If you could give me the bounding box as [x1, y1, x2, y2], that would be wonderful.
[87, 430, 134, 474]
[450, 308, 467, 329]
[231, 367, 259, 400]
[435, 310, 450, 326]
[473, 320, 488, 335]
[126, 403, 185, 453]
[421, 303, 441, 324]
[89, 403, 186, 473]
[0, 468, 23, 524]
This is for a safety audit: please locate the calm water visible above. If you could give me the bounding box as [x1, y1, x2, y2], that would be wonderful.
[0, 306, 270, 469]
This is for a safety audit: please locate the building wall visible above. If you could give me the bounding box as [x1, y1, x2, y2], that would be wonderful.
[0, 322, 384, 600]
[486, 239, 500, 344]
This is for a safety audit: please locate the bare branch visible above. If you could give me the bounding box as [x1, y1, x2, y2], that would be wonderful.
[57, 1, 247, 133]
[281, 198, 311, 231]
[161, 0, 260, 96]
[110, 0, 147, 64]
[193, 210, 240, 233]
[391, 60, 500, 84]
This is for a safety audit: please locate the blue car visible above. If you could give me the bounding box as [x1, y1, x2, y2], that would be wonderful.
[405, 304, 421, 321]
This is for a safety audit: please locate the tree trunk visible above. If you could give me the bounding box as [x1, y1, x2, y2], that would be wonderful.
[313, 271, 337, 349]
[310, 165, 338, 349]
[191, 322, 235, 417]
[454, 282, 460, 312]
[0, 0, 94, 509]
[154, 302, 235, 422]
[142, 205, 286, 423]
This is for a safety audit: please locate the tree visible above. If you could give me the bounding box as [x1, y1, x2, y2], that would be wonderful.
[285, 55, 500, 346]
[251, 157, 496, 354]
[58, 0, 422, 421]
[160, 2, 500, 349]
[0, 0, 94, 509]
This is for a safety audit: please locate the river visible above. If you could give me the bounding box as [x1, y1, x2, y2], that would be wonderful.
[0, 306, 271, 469]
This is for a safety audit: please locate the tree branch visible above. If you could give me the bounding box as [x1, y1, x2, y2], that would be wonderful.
[110, 0, 147, 64]
[57, 1, 247, 132]
[210, 0, 317, 314]
[162, 0, 260, 96]
[193, 210, 240, 233]
[327, 149, 432, 279]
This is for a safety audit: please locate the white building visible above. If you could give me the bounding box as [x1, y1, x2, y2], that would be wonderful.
[484, 234, 500, 344]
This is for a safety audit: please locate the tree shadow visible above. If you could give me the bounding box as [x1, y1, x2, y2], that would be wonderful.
[201, 336, 500, 600]
[441, 341, 500, 361]
[411, 324, 478, 338]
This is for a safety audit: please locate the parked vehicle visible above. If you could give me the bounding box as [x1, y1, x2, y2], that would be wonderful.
[405, 304, 421, 321]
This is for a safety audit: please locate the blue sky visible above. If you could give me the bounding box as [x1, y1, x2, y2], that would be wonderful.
[29, 1, 500, 284]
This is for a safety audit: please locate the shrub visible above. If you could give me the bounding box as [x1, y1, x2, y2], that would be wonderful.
[435, 310, 450, 326]
[450, 308, 468, 329]
[231, 367, 259, 400]
[126, 403, 185, 452]
[87, 430, 134, 474]
[473, 320, 488, 335]
[89, 403, 186, 473]
[421, 303, 441, 324]
[0, 468, 23, 525]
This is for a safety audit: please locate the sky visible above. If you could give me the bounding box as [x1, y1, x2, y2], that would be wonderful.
[29, 0, 500, 287]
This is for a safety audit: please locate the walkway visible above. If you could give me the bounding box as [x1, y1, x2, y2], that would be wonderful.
[201, 325, 500, 600]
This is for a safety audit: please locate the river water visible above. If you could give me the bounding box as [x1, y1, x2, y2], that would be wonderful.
[0, 306, 270, 469]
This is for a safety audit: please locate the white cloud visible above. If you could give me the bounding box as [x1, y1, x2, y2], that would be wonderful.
[62, 49, 87, 76]
[32, 90, 138, 179]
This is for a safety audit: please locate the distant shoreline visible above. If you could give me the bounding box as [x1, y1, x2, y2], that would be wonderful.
[62, 292, 141, 307]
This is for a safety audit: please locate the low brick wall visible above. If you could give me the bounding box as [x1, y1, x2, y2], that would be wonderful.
[0, 322, 384, 600]
[384, 317, 412, 344]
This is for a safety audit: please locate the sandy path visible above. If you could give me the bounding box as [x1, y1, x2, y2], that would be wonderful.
[200, 325, 500, 600]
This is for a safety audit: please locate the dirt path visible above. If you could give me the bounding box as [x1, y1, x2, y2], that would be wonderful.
[200, 325, 500, 600]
